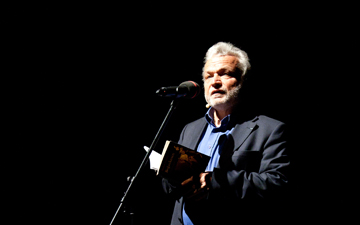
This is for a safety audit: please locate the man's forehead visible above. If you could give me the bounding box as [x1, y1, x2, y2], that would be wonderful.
[204, 55, 238, 72]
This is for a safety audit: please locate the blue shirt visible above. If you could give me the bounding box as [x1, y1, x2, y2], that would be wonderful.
[183, 108, 236, 225]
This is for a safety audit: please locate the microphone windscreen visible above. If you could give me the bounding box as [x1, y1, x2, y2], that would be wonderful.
[178, 81, 201, 99]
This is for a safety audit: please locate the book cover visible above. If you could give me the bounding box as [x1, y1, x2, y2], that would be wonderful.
[157, 140, 210, 183]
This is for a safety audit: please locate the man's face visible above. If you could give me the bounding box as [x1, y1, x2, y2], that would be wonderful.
[203, 55, 241, 110]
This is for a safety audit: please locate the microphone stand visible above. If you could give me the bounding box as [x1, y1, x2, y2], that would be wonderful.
[109, 98, 179, 225]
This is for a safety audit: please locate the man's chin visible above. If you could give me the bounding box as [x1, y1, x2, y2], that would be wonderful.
[209, 100, 227, 108]
[208, 98, 239, 111]
[209, 97, 226, 106]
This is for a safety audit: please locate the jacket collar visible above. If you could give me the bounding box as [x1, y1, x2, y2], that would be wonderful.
[206, 105, 258, 150]
[187, 113, 258, 152]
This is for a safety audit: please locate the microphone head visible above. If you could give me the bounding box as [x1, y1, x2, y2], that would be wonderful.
[178, 81, 201, 99]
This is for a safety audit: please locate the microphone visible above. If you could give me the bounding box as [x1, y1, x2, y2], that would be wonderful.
[156, 81, 201, 99]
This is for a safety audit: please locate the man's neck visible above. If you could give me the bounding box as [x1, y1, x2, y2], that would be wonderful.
[212, 107, 233, 127]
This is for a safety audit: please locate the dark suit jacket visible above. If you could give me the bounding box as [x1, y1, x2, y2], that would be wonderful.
[163, 114, 290, 225]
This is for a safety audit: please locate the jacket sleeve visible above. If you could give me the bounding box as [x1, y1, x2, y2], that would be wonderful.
[210, 122, 290, 201]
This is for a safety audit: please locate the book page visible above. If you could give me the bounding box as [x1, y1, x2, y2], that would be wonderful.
[143, 146, 161, 172]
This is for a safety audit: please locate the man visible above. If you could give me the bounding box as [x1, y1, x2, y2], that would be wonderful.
[162, 42, 290, 225]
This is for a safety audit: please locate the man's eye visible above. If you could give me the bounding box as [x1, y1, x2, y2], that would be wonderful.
[222, 73, 233, 78]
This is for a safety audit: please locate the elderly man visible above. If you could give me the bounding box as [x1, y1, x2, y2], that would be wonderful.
[162, 42, 290, 225]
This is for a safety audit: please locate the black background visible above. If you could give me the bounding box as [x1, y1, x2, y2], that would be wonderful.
[5, 2, 356, 225]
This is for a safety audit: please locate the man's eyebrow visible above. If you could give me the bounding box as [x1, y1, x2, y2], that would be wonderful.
[205, 66, 233, 74]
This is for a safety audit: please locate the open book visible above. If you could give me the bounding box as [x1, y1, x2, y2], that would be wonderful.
[145, 140, 210, 183]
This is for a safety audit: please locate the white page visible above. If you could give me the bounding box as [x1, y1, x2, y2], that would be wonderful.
[143, 146, 161, 172]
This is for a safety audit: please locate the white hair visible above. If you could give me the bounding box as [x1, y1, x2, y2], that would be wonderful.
[203, 42, 251, 77]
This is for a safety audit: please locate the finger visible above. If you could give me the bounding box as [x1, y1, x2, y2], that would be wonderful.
[199, 173, 208, 188]
[184, 183, 197, 194]
[186, 188, 201, 200]
[181, 176, 193, 187]
[187, 187, 208, 202]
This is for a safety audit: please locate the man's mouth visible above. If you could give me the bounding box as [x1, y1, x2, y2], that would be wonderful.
[211, 90, 226, 96]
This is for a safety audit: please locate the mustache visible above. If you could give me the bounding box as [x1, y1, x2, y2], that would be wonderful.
[211, 89, 227, 95]
[205, 84, 242, 105]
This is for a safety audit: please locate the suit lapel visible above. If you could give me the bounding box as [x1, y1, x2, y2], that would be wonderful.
[231, 117, 258, 151]
[183, 118, 207, 150]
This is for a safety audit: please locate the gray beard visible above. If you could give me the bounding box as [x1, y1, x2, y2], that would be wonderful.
[205, 84, 241, 108]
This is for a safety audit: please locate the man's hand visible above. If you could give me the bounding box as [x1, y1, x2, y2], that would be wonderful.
[199, 172, 212, 189]
[181, 172, 212, 201]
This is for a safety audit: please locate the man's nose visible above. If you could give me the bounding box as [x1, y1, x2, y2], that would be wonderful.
[211, 73, 222, 87]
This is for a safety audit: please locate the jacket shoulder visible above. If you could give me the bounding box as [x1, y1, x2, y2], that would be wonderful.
[255, 115, 285, 127]
[248, 115, 286, 137]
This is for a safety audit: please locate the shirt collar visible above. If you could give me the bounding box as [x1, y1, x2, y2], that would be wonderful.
[205, 107, 232, 130]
